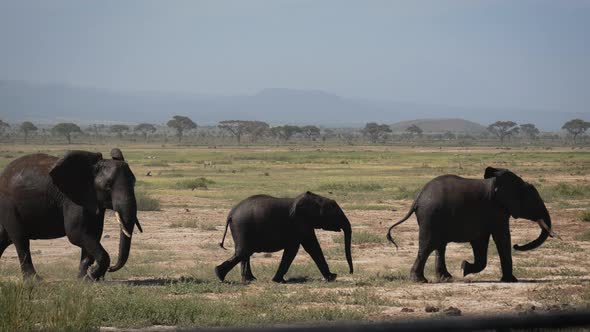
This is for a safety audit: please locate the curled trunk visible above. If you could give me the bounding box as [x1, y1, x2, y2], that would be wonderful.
[513, 209, 551, 251]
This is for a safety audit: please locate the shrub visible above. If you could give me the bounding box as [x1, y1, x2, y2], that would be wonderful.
[174, 177, 215, 190]
[580, 210, 590, 222]
[136, 191, 160, 211]
[575, 230, 590, 242]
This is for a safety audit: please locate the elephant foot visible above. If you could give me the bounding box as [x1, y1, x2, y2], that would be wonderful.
[214, 266, 226, 282]
[436, 272, 453, 283]
[461, 260, 471, 277]
[324, 273, 337, 282]
[242, 275, 256, 283]
[82, 273, 100, 282]
[500, 275, 518, 283]
[410, 273, 428, 283]
[23, 273, 43, 282]
[272, 276, 287, 283]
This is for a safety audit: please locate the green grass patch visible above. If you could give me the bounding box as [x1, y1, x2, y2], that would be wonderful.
[317, 181, 383, 192]
[136, 190, 161, 211]
[143, 160, 170, 167]
[540, 183, 590, 202]
[575, 230, 590, 242]
[334, 231, 386, 245]
[174, 177, 216, 190]
[0, 281, 96, 331]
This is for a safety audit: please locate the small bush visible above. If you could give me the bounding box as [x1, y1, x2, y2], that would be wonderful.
[317, 182, 383, 192]
[580, 210, 590, 222]
[575, 230, 590, 242]
[136, 191, 161, 211]
[174, 177, 215, 190]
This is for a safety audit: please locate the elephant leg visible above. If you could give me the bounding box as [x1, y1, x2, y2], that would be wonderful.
[71, 235, 110, 281]
[492, 223, 517, 282]
[272, 245, 300, 283]
[77, 248, 95, 279]
[12, 237, 39, 279]
[0, 227, 12, 259]
[462, 235, 490, 277]
[241, 258, 256, 282]
[410, 231, 435, 283]
[301, 233, 336, 282]
[435, 244, 453, 282]
[216, 251, 249, 282]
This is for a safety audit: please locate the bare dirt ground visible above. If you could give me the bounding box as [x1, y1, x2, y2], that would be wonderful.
[3, 195, 589, 321]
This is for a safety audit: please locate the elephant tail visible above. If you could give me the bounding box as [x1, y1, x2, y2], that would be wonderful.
[219, 216, 231, 250]
[386, 201, 417, 249]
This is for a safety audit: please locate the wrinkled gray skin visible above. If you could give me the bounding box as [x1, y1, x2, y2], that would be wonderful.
[0, 148, 141, 280]
[215, 191, 353, 283]
[387, 167, 553, 283]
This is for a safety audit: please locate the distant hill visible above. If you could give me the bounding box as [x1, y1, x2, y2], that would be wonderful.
[389, 118, 487, 134]
[0, 80, 586, 130]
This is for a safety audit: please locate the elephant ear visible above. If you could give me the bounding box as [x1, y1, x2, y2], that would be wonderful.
[486, 167, 525, 218]
[49, 151, 103, 208]
[111, 148, 125, 161]
[484, 166, 511, 179]
[289, 191, 321, 222]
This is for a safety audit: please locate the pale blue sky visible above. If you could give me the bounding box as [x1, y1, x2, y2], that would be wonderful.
[0, 0, 589, 112]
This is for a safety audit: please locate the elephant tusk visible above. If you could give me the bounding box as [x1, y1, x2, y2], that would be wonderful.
[536, 219, 561, 240]
[115, 211, 132, 238]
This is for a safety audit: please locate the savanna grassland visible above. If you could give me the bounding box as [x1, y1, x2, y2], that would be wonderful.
[1, 144, 589, 331]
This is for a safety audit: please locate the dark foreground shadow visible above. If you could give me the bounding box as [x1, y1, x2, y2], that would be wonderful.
[463, 278, 590, 284]
[107, 276, 209, 286]
[283, 276, 311, 284]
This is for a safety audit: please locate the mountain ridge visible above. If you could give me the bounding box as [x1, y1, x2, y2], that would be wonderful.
[0, 80, 586, 130]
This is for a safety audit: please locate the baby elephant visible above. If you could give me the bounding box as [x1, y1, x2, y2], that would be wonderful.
[215, 191, 353, 283]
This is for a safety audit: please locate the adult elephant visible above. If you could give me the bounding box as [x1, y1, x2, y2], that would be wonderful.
[215, 191, 353, 283]
[0, 149, 142, 280]
[387, 167, 556, 283]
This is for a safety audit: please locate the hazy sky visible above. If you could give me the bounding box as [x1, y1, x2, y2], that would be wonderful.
[1, 0, 589, 112]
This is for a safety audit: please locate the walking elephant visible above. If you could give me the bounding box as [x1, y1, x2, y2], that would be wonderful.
[0, 148, 142, 280]
[387, 167, 556, 283]
[215, 191, 353, 283]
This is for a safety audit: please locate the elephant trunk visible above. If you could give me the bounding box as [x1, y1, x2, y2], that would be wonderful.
[513, 208, 552, 251]
[108, 208, 140, 272]
[342, 219, 353, 274]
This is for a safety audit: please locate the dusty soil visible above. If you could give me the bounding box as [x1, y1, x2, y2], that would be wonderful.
[2, 194, 589, 321]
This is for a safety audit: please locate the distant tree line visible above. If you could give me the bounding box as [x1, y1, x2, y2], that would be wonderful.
[0, 116, 588, 146]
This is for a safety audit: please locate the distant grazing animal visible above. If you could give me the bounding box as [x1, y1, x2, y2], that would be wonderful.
[387, 167, 556, 283]
[0, 149, 142, 280]
[215, 192, 353, 283]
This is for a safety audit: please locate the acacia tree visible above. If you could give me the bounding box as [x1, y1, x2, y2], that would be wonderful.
[270, 125, 302, 141]
[20, 121, 38, 143]
[52, 123, 82, 144]
[301, 125, 321, 141]
[167, 115, 197, 143]
[362, 122, 391, 143]
[246, 121, 270, 143]
[562, 119, 590, 144]
[134, 123, 157, 141]
[520, 123, 540, 141]
[0, 120, 10, 138]
[110, 124, 130, 139]
[218, 120, 250, 144]
[442, 131, 456, 140]
[487, 121, 520, 144]
[405, 124, 423, 139]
